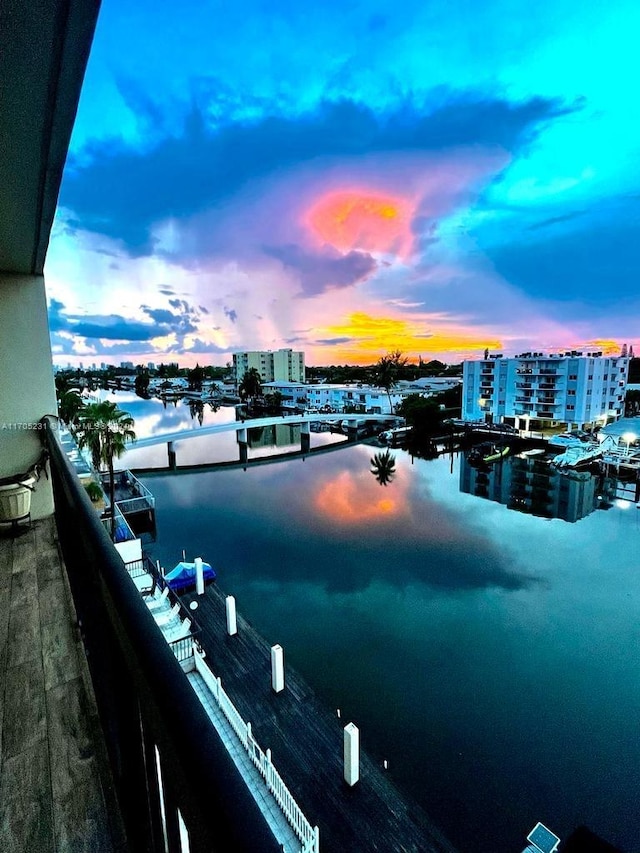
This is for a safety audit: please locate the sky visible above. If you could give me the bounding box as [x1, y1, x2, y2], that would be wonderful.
[46, 0, 640, 367]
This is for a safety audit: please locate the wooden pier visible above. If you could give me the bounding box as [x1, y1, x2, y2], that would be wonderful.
[181, 582, 458, 853]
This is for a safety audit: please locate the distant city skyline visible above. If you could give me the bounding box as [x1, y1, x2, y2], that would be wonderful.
[46, 0, 640, 368]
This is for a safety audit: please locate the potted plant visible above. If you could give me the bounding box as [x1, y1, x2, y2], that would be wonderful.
[84, 481, 104, 503]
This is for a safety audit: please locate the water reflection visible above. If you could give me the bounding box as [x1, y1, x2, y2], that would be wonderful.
[460, 453, 619, 523]
[145, 447, 536, 596]
[138, 437, 640, 852]
[370, 449, 396, 486]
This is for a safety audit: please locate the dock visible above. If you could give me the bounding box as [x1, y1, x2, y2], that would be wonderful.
[179, 581, 457, 853]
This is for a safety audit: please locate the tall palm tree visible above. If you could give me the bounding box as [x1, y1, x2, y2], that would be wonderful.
[75, 401, 136, 539]
[370, 449, 396, 486]
[57, 389, 85, 427]
[374, 350, 408, 414]
[238, 367, 263, 402]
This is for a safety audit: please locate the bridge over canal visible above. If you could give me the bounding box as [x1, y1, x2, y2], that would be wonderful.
[130, 413, 403, 467]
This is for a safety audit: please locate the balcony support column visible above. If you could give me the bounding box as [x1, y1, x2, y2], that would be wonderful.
[0, 273, 56, 519]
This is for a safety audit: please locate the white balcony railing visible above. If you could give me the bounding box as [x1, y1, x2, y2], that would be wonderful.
[194, 647, 319, 853]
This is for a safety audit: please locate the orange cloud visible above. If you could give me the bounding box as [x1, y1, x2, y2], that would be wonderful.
[318, 312, 501, 364]
[306, 190, 414, 258]
[582, 339, 623, 355]
[314, 470, 402, 523]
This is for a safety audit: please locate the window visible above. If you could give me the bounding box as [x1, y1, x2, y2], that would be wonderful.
[588, 375, 593, 380]
[568, 389, 575, 395]
[567, 404, 575, 410]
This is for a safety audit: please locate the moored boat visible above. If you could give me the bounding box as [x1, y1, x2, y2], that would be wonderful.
[468, 441, 510, 465]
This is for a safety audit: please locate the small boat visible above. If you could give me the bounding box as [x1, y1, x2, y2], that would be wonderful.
[548, 432, 590, 448]
[164, 560, 216, 593]
[379, 426, 413, 445]
[468, 442, 510, 465]
[551, 444, 602, 469]
[483, 444, 510, 463]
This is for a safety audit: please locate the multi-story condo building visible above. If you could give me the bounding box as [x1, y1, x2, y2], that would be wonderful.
[233, 348, 305, 385]
[462, 351, 629, 430]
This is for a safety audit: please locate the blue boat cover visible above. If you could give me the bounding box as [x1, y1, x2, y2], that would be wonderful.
[164, 560, 216, 591]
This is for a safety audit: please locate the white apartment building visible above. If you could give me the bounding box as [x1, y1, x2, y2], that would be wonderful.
[462, 351, 629, 430]
[233, 349, 305, 385]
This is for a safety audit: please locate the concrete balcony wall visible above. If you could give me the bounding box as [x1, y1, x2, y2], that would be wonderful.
[0, 272, 56, 518]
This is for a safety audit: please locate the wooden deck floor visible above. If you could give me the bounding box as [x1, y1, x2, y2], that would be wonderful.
[0, 517, 126, 853]
[182, 583, 458, 853]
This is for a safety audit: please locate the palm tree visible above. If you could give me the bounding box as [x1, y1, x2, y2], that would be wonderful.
[75, 401, 136, 539]
[374, 350, 408, 413]
[238, 367, 262, 402]
[57, 389, 85, 427]
[370, 450, 396, 486]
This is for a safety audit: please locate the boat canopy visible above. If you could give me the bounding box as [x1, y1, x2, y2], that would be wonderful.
[164, 560, 216, 591]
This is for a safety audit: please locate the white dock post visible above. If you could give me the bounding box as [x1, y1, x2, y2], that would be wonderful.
[343, 722, 360, 786]
[225, 595, 238, 635]
[271, 644, 285, 693]
[195, 556, 205, 595]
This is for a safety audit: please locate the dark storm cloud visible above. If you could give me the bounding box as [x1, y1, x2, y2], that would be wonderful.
[49, 299, 163, 340]
[114, 76, 167, 134]
[314, 337, 353, 345]
[60, 93, 581, 255]
[141, 306, 179, 325]
[485, 213, 640, 306]
[48, 297, 202, 343]
[264, 244, 378, 296]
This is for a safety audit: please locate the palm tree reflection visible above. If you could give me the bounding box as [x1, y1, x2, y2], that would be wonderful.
[370, 449, 396, 486]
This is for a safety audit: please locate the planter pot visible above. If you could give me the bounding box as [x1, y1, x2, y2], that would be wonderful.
[0, 477, 35, 522]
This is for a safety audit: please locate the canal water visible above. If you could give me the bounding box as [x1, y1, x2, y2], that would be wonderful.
[112, 393, 640, 852]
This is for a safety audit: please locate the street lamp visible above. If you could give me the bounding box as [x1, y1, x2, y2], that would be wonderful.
[622, 431, 637, 456]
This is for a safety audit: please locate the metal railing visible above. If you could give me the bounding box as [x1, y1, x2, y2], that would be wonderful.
[114, 495, 153, 515]
[101, 504, 136, 541]
[169, 636, 195, 664]
[193, 645, 319, 853]
[123, 557, 203, 656]
[43, 418, 282, 853]
[100, 470, 156, 513]
[123, 555, 154, 580]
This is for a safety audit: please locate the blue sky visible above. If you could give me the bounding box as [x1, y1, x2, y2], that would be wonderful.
[46, 0, 640, 366]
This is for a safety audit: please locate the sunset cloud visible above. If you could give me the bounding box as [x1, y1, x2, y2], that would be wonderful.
[46, 0, 640, 365]
[314, 312, 502, 364]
